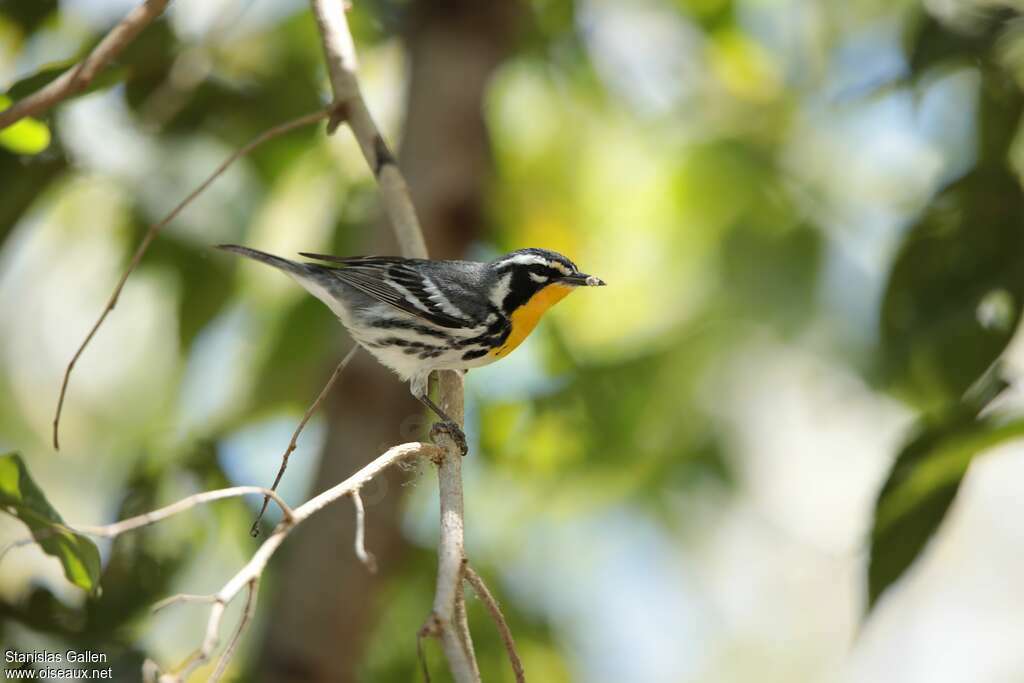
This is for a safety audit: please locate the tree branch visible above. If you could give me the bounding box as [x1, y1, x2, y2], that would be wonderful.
[73, 486, 293, 538]
[0, 0, 173, 130]
[52, 107, 331, 450]
[136, 441, 435, 682]
[425, 370, 477, 681]
[0, 486, 292, 567]
[308, 0, 427, 260]
[308, 3, 477, 680]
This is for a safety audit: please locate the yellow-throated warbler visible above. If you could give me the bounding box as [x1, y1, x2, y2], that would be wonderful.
[217, 244, 605, 450]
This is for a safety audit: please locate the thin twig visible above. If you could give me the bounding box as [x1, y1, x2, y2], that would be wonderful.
[0, 0, 173, 130]
[0, 487, 292, 565]
[0, 538, 38, 567]
[152, 594, 218, 613]
[351, 488, 377, 573]
[168, 597, 227, 681]
[73, 486, 293, 538]
[0, 486, 289, 570]
[210, 578, 259, 683]
[52, 107, 330, 450]
[453, 586, 479, 679]
[251, 345, 359, 536]
[464, 564, 525, 683]
[417, 617, 439, 683]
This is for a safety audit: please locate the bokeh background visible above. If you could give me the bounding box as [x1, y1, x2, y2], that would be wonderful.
[3, 0, 1024, 681]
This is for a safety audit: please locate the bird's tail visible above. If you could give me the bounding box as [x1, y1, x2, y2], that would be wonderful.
[216, 244, 352, 320]
[216, 244, 309, 276]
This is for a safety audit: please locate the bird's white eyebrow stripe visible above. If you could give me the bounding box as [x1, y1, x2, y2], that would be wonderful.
[499, 254, 549, 267]
[496, 254, 575, 275]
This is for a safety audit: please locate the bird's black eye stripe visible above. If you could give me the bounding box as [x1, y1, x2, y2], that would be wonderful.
[502, 268, 547, 314]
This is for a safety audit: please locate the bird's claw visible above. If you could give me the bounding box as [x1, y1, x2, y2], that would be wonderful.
[430, 421, 468, 456]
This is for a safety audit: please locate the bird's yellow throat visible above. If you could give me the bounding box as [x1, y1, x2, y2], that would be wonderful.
[489, 283, 573, 359]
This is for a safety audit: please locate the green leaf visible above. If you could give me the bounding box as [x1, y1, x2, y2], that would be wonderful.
[5, 57, 128, 103]
[0, 453, 101, 594]
[868, 406, 1024, 612]
[0, 95, 50, 154]
[880, 168, 1024, 409]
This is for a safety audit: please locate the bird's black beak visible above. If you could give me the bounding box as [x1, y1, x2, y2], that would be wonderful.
[562, 273, 606, 287]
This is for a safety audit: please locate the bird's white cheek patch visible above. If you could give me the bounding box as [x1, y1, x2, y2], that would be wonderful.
[489, 272, 513, 309]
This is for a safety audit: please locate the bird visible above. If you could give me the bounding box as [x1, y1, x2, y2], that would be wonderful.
[217, 244, 605, 453]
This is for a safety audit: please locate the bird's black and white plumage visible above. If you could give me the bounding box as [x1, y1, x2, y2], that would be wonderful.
[217, 244, 605, 439]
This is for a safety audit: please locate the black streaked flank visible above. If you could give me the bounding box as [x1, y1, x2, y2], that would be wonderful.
[454, 314, 510, 348]
[369, 318, 454, 340]
[376, 336, 440, 350]
[462, 348, 489, 361]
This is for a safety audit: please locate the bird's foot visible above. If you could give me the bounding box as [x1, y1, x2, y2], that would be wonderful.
[430, 421, 468, 457]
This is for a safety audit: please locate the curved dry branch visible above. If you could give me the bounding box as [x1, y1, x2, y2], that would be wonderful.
[0, 486, 292, 568]
[135, 441, 435, 682]
[74, 486, 293, 538]
[351, 488, 377, 573]
[0, 0, 173, 130]
[52, 107, 330, 450]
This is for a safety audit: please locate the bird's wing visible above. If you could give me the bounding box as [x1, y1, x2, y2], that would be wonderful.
[299, 253, 467, 329]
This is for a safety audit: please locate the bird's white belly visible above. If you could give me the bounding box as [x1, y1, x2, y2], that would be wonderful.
[355, 330, 498, 378]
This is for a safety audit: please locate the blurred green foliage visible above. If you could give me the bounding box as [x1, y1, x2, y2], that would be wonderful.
[3, 0, 1024, 680]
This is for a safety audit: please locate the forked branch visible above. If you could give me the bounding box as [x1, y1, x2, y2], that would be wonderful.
[130, 441, 436, 682]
